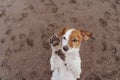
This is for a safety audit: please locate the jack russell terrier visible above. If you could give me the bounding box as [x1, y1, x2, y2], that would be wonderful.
[49, 27, 92, 80]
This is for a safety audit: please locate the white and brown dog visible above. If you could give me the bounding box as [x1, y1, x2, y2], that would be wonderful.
[49, 27, 92, 80]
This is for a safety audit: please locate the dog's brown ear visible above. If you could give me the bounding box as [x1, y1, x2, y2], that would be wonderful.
[58, 27, 68, 38]
[80, 29, 92, 41]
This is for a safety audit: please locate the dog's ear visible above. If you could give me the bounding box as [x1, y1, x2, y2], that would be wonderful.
[58, 27, 68, 37]
[80, 29, 92, 41]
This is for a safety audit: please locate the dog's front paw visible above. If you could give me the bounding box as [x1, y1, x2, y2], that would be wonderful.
[49, 34, 60, 47]
[55, 49, 65, 61]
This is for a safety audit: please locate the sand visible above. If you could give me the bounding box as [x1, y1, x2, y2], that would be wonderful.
[0, 0, 120, 80]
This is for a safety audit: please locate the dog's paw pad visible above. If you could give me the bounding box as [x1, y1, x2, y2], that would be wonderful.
[56, 49, 65, 61]
[49, 34, 60, 46]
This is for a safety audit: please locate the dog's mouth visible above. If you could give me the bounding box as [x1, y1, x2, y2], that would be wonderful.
[67, 48, 75, 53]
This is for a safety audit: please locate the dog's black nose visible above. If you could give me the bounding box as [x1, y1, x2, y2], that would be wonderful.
[63, 46, 69, 51]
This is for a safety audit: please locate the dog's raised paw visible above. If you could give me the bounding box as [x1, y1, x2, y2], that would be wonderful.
[49, 34, 60, 47]
[55, 49, 65, 61]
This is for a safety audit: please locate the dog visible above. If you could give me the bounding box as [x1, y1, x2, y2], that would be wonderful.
[49, 27, 92, 80]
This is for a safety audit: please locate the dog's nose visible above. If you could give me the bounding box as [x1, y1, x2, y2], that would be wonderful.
[63, 46, 69, 51]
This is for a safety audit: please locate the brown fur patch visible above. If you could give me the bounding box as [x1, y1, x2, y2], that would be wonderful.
[68, 30, 82, 48]
[58, 27, 69, 38]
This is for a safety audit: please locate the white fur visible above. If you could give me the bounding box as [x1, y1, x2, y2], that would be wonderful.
[50, 29, 81, 80]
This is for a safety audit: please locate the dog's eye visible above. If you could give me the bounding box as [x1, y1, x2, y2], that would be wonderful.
[72, 39, 77, 42]
[63, 37, 66, 40]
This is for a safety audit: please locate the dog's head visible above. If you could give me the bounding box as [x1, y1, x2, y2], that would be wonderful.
[58, 27, 92, 53]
